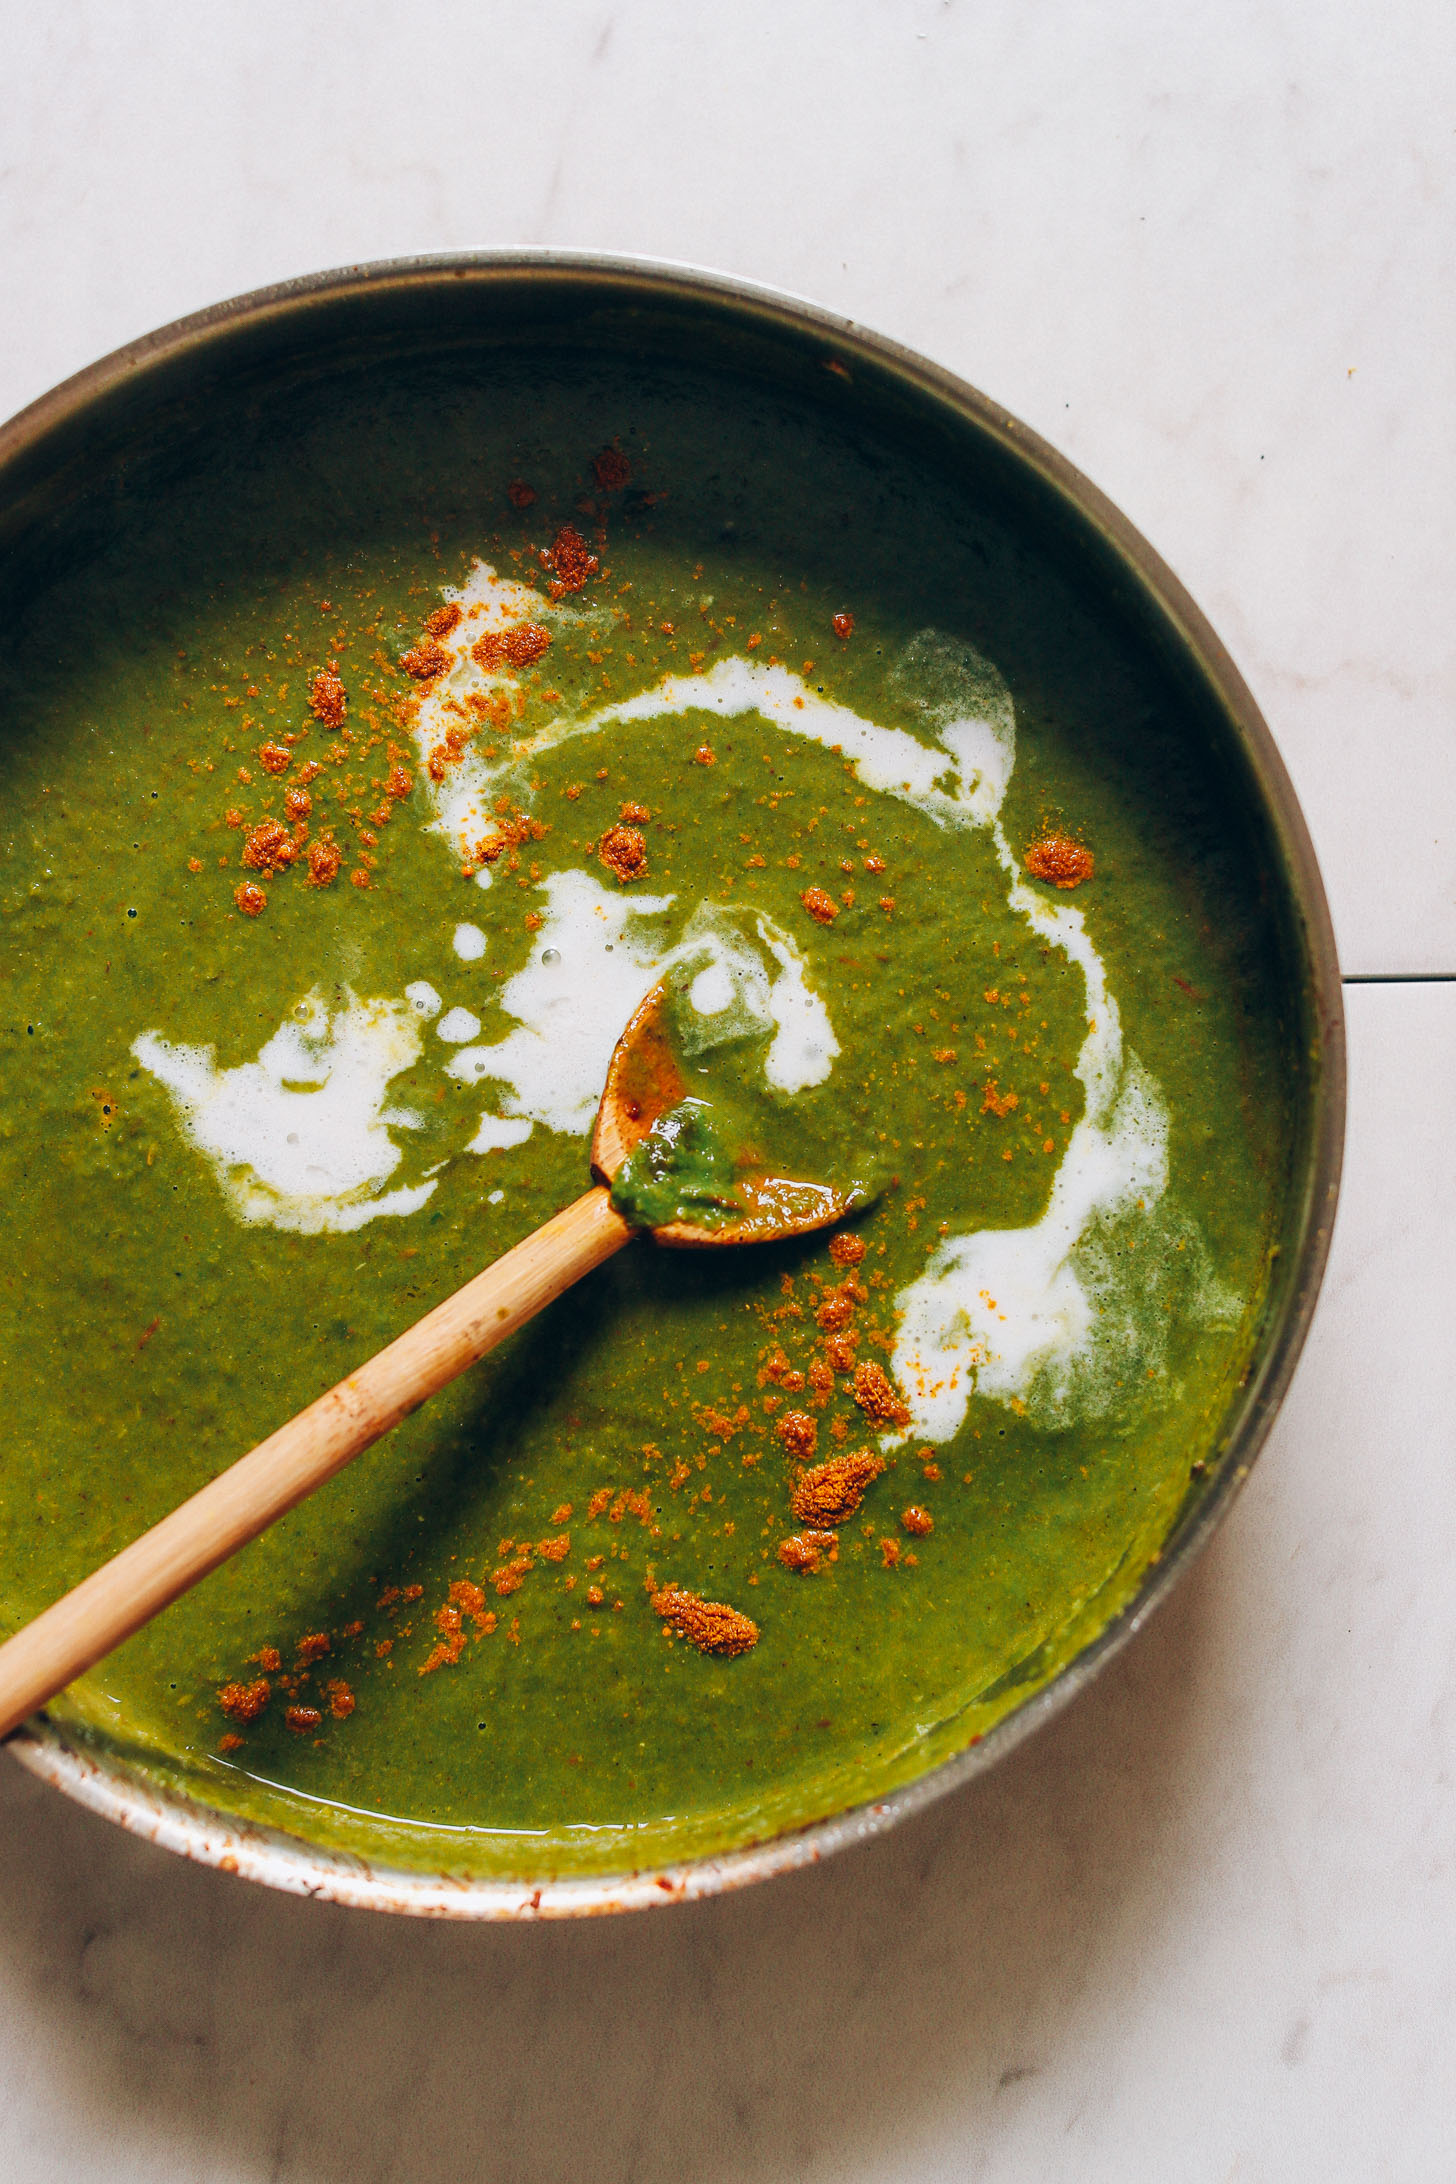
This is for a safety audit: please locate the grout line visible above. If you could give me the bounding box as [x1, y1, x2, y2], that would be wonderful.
[1341, 973, 1456, 985]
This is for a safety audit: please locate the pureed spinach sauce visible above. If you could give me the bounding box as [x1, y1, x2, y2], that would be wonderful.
[0, 354, 1291, 1876]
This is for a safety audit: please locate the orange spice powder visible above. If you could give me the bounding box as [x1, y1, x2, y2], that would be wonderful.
[599, 825, 648, 882]
[401, 635, 451, 680]
[815, 1286, 857, 1334]
[306, 836, 342, 887]
[776, 1409, 818, 1461]
[542, 524, 599, 599]
[591, 447, 632, 490]
[1024, 834, 1093, 888]
[218, 1678, 270, 1722]
[472, 622, 553, 672]
[308, 670, 347, 728]
[777, 1530, 838, 1573]
[790, 1448, 885, 1525]
[650, 1586, 759, 1656]
[850, 1361, 911, 1427]
[241, 819, 296, 876]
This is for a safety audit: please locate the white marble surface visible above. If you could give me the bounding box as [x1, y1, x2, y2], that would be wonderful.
[1, 6, 1453, 2179]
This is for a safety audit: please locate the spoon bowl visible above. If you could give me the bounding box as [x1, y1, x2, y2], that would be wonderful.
[593, 983, 861, 1246]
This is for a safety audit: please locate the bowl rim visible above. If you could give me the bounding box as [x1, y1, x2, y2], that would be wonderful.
[1, 248, 1346, 1919]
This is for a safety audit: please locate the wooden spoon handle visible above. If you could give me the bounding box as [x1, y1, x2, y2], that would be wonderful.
[0, 1184, 632, 1742]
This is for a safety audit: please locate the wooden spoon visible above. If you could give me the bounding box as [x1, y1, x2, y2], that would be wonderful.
[0, 984, 853, 1741]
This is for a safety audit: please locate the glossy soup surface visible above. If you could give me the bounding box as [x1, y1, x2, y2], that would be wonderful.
[0, 353, 1292, 1874]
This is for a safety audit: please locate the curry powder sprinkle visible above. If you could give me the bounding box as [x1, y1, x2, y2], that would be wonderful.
[472, 622, 553, 672]
[776, 1409, 818, 1461]
[828, 1231, 866, 1268]
[801, 886, 839, 926]
[306, 835, 342, 887]
[233, 881, 267, 917]
[542, 524, 599, 599]
[901, 1505, 934, 1536]
[650, 1586, 759, 1656]
[241, 819, 296, 876]
[451, 1579, 493, 1628]
[599, 825, 648, 883]
[1025, 834, 1094, 888]
[591, 446, 632, 491]
[308, 669, 347, 728]
[401, 635, 452, 680]
[815, 1286, 857, 1334]
[218, 1677, 270, 1723]
[851, 1360, 911, 1427]
[790, 1449, 886, 1525]
[777, 1530, 838, 1573]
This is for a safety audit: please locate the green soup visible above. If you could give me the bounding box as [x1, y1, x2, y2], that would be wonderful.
[0, 347, 1294, 1876]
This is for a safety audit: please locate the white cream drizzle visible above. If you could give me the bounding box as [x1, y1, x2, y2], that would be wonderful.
[132, 990, 435, 1235]
[425, 614, 1189, 1440]
[446, 870, 676, 1137]
[444, 874, 836, 1144]
[674, 902, 838, 1095]
[134, 566, 1231, 1431]
[880, 677, 1181, 1441]
[403, 567, 1016, 868]
[408, 561, 551, 862]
